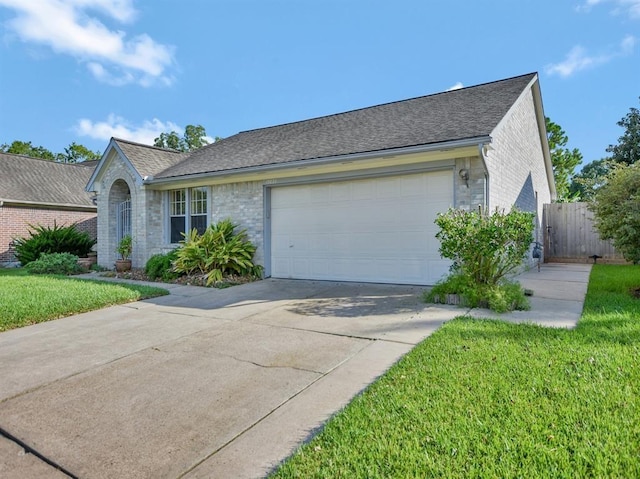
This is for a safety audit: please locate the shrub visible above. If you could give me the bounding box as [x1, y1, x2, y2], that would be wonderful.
[173, 219, 263, 285]
[435, 207, 535, 285]
[425, 274, 530, 313]
[591, 163, 640, 263]
[145, 250, 180, 282]
[14, 222, 96, 265]
[428, 207, 535, 312]
[25, 252, 83, 275]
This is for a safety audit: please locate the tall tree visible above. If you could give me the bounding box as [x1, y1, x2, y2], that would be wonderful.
[0, 140, 100, 163]
[0, 140, 57, 161]
[606, 97, 640, 165]
[545, 117, 583, 202]
[153, 124, 213, 152]
[569, 98, 640, 201]
[60, 142, 101, 163]
[569, 158, 612, 202]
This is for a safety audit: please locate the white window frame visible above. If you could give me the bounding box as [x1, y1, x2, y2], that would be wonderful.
[167, 187, 210, 244]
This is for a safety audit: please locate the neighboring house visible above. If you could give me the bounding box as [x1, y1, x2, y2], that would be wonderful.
[87, 72, 555, 285]
[0, 153, 97, 265]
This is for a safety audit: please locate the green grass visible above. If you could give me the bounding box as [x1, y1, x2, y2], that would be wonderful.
[272, 264, 640, 478]
[0, 269, 169, 331]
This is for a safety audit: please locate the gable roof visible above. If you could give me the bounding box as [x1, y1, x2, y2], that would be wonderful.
[155, 72, 538, 180]
[0, 152, 97, 208]
[112, 138, 190, 178]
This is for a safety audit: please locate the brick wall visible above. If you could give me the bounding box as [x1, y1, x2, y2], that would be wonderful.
[486, 87, 552, 265]
[0, 204, 97, 264]
[210, 181, 265, 265]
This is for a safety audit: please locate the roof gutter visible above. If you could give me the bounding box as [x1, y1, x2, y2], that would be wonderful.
[0, 198, 96, 211]
[145, 136, 492, 185]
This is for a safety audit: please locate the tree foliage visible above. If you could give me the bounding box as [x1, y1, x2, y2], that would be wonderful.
[569, 158, 613, 202]
[0, 140, 100, 163]
[153, 124, 215, 152]
[546, 117, 583, 202]
[591, 163, 640, 263]
[570, 98, 640, 201]
[606, 98, 640, 166]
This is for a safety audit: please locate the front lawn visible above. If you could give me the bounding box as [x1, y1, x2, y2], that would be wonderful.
[272, 264, 640, 478]
[0, 269, 169, 331]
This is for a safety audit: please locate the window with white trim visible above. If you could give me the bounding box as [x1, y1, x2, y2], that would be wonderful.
[169, 187, 208, 243]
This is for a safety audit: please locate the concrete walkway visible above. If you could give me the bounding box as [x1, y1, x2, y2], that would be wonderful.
[0, 263, 591, 478]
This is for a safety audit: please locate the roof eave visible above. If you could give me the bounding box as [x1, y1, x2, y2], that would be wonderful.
[0, 199, 96, 211]
[147, 136, 492, 186]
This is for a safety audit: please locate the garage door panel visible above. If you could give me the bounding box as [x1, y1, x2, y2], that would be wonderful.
[271, 171, 453, 285]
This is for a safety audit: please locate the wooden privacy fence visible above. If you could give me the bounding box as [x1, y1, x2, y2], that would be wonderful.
[543, 202, 626, 264]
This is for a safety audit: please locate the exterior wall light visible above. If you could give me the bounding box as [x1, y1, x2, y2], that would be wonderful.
[459, 168, 469, 188]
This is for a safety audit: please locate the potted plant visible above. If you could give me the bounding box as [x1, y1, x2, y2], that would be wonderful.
[115, 234, 132, 272]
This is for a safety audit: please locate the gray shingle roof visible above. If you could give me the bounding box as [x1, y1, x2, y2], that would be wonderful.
[113, 138, 189, 178]
[0, 153, 97, 207]
[155, 73, 537, 179]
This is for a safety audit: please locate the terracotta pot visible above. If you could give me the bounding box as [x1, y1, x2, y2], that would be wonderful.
[115, 259, 132, 272]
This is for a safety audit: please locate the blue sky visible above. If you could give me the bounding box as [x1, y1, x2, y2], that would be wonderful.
[0, 0, 638, 168]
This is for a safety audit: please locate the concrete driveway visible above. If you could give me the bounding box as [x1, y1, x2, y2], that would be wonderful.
[0, 279, 460, 479]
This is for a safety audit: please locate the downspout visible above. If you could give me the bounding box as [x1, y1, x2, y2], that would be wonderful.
[478, 143, 490, 210]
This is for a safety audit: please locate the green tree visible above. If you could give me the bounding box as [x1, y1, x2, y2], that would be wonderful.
[546, 117, 583, 202]
[0, 140, 57, 161]
[153, 124, 214, 152]
[606, 97, 640, 165]
[1, 140, 100, 163]
[591, 162, 640, 263]
[569, 158, 613, 201]
[60, 142, 101, 163]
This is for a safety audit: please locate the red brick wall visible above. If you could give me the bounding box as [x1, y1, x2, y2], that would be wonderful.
[0, 205, 97, 263]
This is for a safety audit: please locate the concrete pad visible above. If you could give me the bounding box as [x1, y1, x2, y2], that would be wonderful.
[467, 297, 585, 328]
[0, 306, 230, 401]
[516, 278, 589, 301]
[0, 323, 369, 479]
[0, 266, 589, 478]
[185, 340, 413, 479]
[0, 436, 68, 479]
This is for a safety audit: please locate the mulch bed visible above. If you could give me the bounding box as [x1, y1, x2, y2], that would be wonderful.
[101, 268, 257, 289]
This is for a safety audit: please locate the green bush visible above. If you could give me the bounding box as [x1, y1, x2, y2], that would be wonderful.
[428, 207, 534, 313]
[25, 252, 83, 275]
[14, 222, 96, 265]
[591, 163, 640, 263]
[435, 207, 535, 285]
[174, 219, 263, 285]
[425, 274, 530, 313]
[145, 250, 180, 282]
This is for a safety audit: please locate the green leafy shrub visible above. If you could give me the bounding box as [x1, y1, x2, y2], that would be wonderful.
[14, 222, 96, 265]
[145, 250, 180, 282]
[427, 207, 534, 312]
[436, 207, 535, 285]
[25, 252, 83, 275]
[174, 219, 263, 285]
[591, 163, 640, 263]
[425, 274, 529, 313]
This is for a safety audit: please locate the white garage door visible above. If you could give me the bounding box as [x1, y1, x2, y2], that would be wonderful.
[270, 170, 453, 285]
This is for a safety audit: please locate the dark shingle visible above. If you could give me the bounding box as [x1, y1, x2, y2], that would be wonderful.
[113, 139, 189, 178]
[156, 73, 536, 179]
[0, 153, 96, 207]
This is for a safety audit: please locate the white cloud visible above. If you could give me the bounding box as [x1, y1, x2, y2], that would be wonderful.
[446, 82, 464, 91]
[0, 0, 175, 86]
[545, 35, 636, 77]
[74, 114, 182, 145]
[577, 0, 640, 19]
